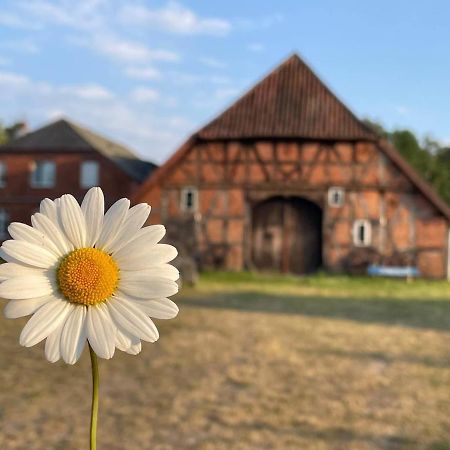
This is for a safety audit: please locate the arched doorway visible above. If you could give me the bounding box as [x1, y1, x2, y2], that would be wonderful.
[251, 196, 322, 274]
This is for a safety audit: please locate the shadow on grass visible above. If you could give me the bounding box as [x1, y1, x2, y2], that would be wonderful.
[182, 291, 450, 332]
[209, 415, 419, 449]
[304, 347, 450, 369]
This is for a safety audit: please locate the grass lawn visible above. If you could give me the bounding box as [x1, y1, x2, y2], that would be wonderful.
[1, 272, 450, 449]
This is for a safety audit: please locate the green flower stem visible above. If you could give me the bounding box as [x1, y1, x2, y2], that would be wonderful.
[89, 344, 99, 450]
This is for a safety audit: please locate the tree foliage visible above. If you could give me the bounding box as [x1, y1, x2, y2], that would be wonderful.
[0, 121, 26, 145]
[364, 120, 450, 204]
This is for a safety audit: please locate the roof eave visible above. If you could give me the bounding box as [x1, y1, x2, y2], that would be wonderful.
[377, 139, 450, 221]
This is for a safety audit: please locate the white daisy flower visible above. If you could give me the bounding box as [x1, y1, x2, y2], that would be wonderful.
[0, 187, 179, 364]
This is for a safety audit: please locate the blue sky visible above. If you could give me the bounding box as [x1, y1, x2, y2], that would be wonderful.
[0, 0, 449, 163]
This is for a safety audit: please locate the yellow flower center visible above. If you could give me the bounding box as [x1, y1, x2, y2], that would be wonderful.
[57, 248, 119, 306]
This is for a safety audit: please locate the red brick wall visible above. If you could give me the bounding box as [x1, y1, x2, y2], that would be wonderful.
[0, 150, 138, 229]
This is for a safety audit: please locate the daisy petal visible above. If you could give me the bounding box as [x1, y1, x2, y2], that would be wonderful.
[31, 213, 73, 255]
[112, 225, 165, 257]
[125, 341, 141, 355]
[40, 198, 58, 223]
[96, 198, 130, 252]
[0, 240, 58, 268]
[115, 327, 140, 351]
[0, 263, 44, 281]
[0, 275, 55, 300]
[108, 296, 159, 342]
[61, 305, 87, 365]
[115, 243, 177, 271]
[4, 296, 53, 319]
[20, 299, 72, 347]
[59, 194, 87, 248]
[130, 298, 179, 320]
[86, 303, 115, 359]
[81, 187, 104, 247]
[8, 222, 61, 256]
[121, 264, 180, 281]
[118, 273, 178, 299]
[107, 203, 151, 253]
[45, 197, 70, 234]
[45, 321, 66, 363]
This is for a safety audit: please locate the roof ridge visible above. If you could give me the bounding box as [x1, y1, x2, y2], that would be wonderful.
[197, 52, 377, 141]
[64, 119, 140, 160]
[195, 54, 297, 137]
[290, 54, 377, 139]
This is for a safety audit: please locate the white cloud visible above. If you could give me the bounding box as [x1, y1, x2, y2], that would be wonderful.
[125, 66, 161, 80]
[120, 2, 231, 36]
[71, 33, 179, 64]
[91, 35, 155, 63]
[0, 73, 113, 100]
[61, 84, 114, 100]
[169, 71, 230, 85]
[10, 1, 179, 66]
[235, 13, 284, 31]
[16, 0, 103, 30]
[199, 57, 227, 69]
[148, 49, 179, 62]
[0, 71, 30, 85]
[130, 87, 159, 103]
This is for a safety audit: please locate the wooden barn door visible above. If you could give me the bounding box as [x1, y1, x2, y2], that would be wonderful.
[252, 197, 322, 274]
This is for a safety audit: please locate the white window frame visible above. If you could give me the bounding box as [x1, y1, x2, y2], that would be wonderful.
[80, 160, 100, 188]
[0, 162, 6, 188]
[0, 209, 9, 238]
[328, 186, 345, 207]
[30, 160, 56, 188]
[180, 186, 198, 212]
[353, 219, 372, 247]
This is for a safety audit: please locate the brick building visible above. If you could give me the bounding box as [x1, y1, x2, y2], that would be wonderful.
[0, 118, 156, 238]
[134, 54, 450, 279]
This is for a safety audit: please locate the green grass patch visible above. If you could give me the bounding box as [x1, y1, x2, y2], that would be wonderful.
[190, 270, 450, 300]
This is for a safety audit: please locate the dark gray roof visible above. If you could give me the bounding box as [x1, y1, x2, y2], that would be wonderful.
[1, 118, 157, 182]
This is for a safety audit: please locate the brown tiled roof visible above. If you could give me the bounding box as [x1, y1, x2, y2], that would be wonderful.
[2, 119, 156, 182]
[198, 53, 377, 141]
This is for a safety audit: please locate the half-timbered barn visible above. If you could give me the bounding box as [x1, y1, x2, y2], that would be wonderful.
[134, 54, 450, 279]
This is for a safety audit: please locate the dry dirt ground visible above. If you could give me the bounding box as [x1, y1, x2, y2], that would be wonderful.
[1, 273, 450, 450]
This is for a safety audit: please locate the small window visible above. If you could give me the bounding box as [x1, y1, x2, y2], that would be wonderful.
[80, 161, 99, 188]
[0, 209, 9, 238]
[30, 161, 56, 188]
[353, 219, 372, 247]
[0, 162, 6, 187]
[328, 187, 345, 207]
[181, 187, 198, 212]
